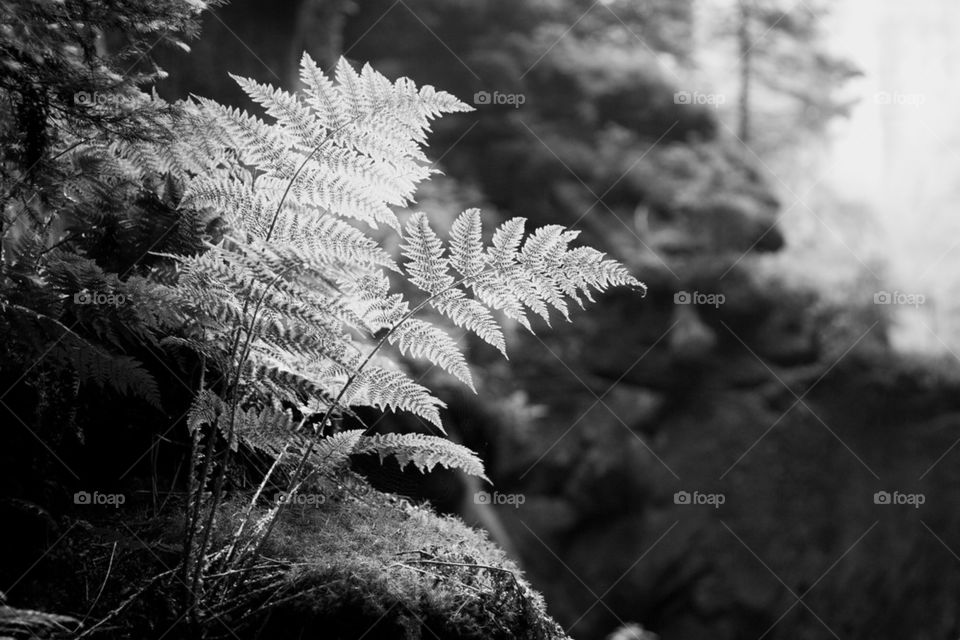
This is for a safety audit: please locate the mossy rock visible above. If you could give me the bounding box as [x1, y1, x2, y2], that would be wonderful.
[232, 488, 568, 639]
[3, 483, 567, 640]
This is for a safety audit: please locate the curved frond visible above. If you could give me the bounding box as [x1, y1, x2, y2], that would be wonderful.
[355, 432, 488, 481]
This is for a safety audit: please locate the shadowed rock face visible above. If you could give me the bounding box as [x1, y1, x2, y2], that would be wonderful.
[468, 128, 954, 638]
[497, 347, 960, 640]
[633, 142, 784, 261]
[642, 195, 784, 257]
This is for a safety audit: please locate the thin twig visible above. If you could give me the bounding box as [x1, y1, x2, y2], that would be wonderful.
[75, 568, 176, 639]
[80, 541, 117, 626]
[399, 558, 519, 577]
[388, 563, 483, 594]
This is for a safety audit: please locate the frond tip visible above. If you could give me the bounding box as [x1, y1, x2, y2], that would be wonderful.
[402, 210, 645, 347]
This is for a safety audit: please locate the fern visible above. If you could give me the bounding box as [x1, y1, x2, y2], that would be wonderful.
[0, 272, 164, 408]
[22, 306, 162, 408]
[165, 53, 643, 500]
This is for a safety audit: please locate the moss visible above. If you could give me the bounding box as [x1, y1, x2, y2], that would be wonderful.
[236, 488, 569, 639]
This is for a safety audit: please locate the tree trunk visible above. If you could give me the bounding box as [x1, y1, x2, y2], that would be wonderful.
[289, 0, 354, 86]
[737, 0, 752, 144]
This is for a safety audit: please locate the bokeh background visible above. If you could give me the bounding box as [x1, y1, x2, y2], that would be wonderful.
[154, 1, 960, 638]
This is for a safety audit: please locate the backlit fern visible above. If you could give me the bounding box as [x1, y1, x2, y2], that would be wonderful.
[169, 55, 644, 491]
[1, 7, 643, 627]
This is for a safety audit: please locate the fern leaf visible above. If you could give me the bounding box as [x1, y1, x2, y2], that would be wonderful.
[518, 225, 571, 321]
[342, 365, 445, 430]
[402, 212, 506, 353]
[231, 404, 300, 455]
[355, 432, 488, 481]
[432, 290, 506, 355]
[315, 429, 364, 470]
[298, 52, 348, 130]
[194, 98, 296, 177]
[449, 208, 485, 280]
[232, 74, 328, 151]
[402, 212, 453, 295]
[335, 57, 368, 120]
[388, 319, 474, 390]
[268, 207, 398, 271]
[186, 389, 225, 435]
[53, 342, 161, 408]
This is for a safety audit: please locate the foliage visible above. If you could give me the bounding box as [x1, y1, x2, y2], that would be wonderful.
[171, 53, 642, 472]
[0, 2, 643, 635]
[0, 0, 214, 423]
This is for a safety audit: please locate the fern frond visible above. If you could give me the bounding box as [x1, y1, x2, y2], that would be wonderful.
[342, 365, 445, 430]
[518, 225, 572, 322]
[194, 98, 296, 177]
[449, 208, 485, 280]
[299, 54, 471, 168]
[3, 300, 162, 407]
[231, 404, 300, 455]
[290, 152, 400, 228]
[402, 212, 452, 295]
[231, 74, 328, 151]
[182, 174, 273, 237]
[432, 290, 506, 355]
[560, 246, 647, 305]
[265, 204, 398, 271]
[52, 342, 161, 408]
[354, 432, 488, 481]
[388, 319, 473, 390]
[315, 429, 364, 470]
[186, 389, 225, 434]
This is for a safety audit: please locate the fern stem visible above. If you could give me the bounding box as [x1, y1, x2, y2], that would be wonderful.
[264, 143, 323, 242]
[192, 245, 292, 585]
[217, 418, 303, 573]
[184, 358, 213, 618]
[202, 258, 313, 591]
